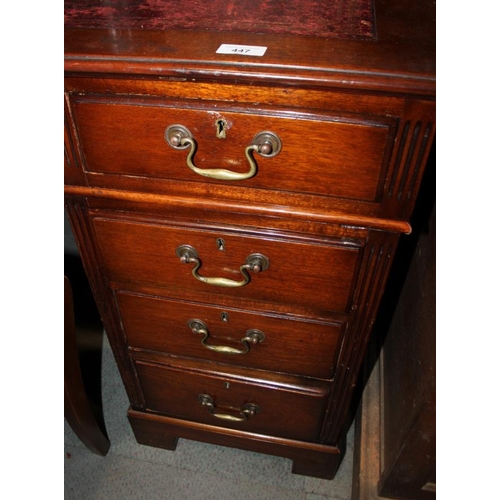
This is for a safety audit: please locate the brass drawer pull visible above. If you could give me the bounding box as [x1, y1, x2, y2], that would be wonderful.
[197, 394, 260, 422]
[176, 245, 269, 288]
[188, 319, 265, 355]
[165, 125, 281, 181]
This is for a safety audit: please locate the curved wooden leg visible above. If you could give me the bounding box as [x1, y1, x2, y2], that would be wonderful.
[64, 275, 110, 456]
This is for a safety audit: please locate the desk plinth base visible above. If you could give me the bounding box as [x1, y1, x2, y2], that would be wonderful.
[128, 409, 342, 480]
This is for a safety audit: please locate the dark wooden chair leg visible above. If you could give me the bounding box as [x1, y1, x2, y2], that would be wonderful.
[65, 275, 110, 456]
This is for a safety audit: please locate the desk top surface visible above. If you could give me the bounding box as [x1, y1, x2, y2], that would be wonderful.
[65, 0, 377, 40]
[64, 0, 435, 96]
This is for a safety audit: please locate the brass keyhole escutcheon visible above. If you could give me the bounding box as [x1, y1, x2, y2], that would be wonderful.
[215, 119, 227, 139]
[217, 238, 225, 251]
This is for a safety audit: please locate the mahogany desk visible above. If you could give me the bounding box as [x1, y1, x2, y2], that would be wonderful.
[64, 0, 435, 479]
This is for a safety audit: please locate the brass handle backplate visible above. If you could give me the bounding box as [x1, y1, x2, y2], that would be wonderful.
[165, 124, 281, 181]
[197, 394, 260, 422]
[176, 245, 269, 288]
[188, 319, 265, 355]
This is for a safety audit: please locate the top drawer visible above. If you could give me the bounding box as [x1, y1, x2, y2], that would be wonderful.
[69, 96, 396, 203]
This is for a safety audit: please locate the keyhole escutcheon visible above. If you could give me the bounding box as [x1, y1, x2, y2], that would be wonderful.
[216, 119, 227, 139]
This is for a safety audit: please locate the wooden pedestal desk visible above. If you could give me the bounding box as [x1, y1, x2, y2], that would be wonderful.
[64, 0, 435, 480]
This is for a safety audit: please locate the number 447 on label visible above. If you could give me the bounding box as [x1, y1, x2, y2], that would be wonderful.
[216, 44, 268, 57]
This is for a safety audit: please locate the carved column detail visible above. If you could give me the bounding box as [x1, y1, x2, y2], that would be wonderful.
[321, 230, 399, 445]
[387, 120, 434, 202]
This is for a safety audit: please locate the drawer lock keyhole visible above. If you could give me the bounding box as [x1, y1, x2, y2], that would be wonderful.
[216, 119, 227, 139]
[217, 238, 225, 251]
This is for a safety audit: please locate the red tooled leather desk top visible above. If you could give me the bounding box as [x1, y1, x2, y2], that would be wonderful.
[64, 0, 376, 40]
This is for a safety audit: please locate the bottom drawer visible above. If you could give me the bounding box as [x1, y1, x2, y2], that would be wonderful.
[134, 360, 330, 442]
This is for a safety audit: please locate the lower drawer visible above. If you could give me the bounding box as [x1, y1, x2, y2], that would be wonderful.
[118, 291, 343, 379]
[134, 360, 330, 442]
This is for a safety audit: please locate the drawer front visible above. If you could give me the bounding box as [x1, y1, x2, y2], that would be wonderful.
[93, 216, 360, 316]
[118, 291, 343, 379]
[72, 97, 395, 202]
[134, 360, 329, 442]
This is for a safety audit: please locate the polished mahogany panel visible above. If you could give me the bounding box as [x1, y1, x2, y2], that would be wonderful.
[117, 290, 344, 379]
